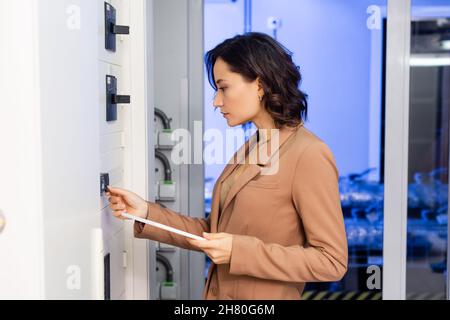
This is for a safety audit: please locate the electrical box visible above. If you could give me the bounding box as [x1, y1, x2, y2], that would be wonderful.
[157, 130, 175, 149]
[160, 282, 178, 300]
[158, 181, 176, 201]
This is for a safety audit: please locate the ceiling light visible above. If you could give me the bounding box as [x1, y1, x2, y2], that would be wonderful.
[410, 54, 450, 66]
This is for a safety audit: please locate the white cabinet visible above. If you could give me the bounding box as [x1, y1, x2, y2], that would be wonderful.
[0, 0, 150, 300]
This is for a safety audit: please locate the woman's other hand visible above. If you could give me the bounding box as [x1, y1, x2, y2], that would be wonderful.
[106, 186, 148, 220]
[187, 232, 233, 264]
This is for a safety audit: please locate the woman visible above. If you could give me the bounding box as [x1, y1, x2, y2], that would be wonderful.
[107, 32, 348, 300]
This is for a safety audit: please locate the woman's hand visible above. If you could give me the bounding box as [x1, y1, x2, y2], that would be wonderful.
[187, 232, 234, 264]
[106, 186, 148, 220]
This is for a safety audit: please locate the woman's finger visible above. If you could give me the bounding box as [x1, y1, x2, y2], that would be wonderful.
[112, 210, 126, 220]
[187, 239, 201, 248]
[112, 209, 123, 216]
[108, 196, 123, 204]
[188, 239, 215, 250]
[110, 203, 126, 211]
[108, 195, 122, 202]
[198, 239, 218, 249]
[107, 186, 129, 197]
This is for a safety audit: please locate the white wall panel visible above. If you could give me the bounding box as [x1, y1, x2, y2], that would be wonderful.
[102, 228, 126, 299]
[98, 0, 129, 301]
[100, 132, 124, 153]
[100, 206, 124, 240]
[0, 0, 45, 299]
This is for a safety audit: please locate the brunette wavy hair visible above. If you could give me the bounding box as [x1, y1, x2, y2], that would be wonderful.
[205, 32, 308, 128]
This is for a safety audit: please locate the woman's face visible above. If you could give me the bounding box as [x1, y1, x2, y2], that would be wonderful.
[212, 58, 263, 127]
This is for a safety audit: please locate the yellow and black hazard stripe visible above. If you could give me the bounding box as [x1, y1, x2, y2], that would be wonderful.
[406, 292, 446, 300]
[301, 290, 446, 300]
[301, 290, 382, 300]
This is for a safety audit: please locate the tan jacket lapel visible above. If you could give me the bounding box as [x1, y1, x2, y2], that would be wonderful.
[217, 125, 302, 229]
[208, 131, 258, 233]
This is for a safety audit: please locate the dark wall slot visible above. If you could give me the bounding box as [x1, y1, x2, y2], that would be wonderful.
[104, 253, 111, 300]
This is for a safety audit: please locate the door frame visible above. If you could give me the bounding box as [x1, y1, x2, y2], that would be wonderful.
[383, 0, 411, 300]
[383, 0, 450, 300]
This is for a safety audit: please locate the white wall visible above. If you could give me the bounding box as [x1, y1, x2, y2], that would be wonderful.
[0, 0, 99, 299]
[0, 0, 45, 299]
[39, 0, 100, 299]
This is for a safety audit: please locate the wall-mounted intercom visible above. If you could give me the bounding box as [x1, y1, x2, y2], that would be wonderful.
[104, 2, 130, 52]
[106, 75, 130, 122]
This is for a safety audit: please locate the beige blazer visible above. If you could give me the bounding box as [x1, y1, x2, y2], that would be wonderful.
[134, 125, 348, 300]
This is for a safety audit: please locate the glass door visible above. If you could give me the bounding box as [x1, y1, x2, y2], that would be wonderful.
[405, 0, 450, 300]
